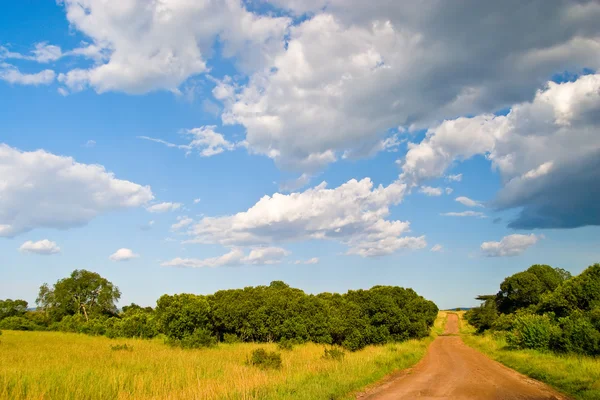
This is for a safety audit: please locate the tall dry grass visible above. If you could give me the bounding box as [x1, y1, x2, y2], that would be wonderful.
[0, 322, 438, 400]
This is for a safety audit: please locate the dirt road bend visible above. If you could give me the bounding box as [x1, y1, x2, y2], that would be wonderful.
[359, 313, 569, 400]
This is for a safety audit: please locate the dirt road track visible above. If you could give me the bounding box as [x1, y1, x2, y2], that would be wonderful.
[358, 314, 569, 400]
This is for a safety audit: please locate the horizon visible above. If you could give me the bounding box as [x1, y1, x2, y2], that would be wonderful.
[1, 1, 600, 311]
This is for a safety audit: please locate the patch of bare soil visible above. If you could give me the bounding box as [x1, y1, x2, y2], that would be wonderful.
[358, 314, 569, 400]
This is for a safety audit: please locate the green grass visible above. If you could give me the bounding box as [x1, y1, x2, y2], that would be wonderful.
[458, 313, 600, 400]
[0, 317, 442, 400]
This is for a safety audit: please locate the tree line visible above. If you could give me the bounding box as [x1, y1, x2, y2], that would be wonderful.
[465, 263, 600, 356]
[0, 270, 438, 351]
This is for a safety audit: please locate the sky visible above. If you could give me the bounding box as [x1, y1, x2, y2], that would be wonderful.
[1, 0, 599, 310]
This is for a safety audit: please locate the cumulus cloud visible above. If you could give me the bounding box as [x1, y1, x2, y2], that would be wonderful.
[279, 173, 313, 192]
[56, 0, 290, 94]
[1, 42, 63, 63]
[219, 1, 600, 172]
[0, 63, 55, 85]
[184, 178, 425, 257]
[455, 196, 484, 208]
[441, 211, 486, 218]
[0, 144, 153, 237]
[430, 244, 443, 252]
[419, 186, 443, 196]
[139, 126, 236, 157]
[109, 248, 140, 262]
[403, 73, 600, 228]
[146, 202, 182, 213]
[481, 234, 541, 257]
[18, 239, 61, 255]
[162, 246, 290, 268]
[171, 216, 194, 231]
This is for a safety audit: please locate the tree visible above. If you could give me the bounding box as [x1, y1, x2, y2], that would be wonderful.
[36, 270, 121, 322]
[496, 265, 571, 314]
[0, 299, 28, 320]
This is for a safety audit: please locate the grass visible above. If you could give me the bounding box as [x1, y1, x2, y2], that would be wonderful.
[458, 312, 600, 400]
[0, 316, 443, 400]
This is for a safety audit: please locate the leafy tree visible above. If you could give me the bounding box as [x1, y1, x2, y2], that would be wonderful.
[155, 293, 212, 340]
[36, 270, 121, 322]
[496, 265, 570, 314]
[0, 299, 28, 320]
[539, 263, 600, 317]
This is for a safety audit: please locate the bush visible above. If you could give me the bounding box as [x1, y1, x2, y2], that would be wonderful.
[169, 328, 217, 349]
[247, 349, 282, 370]
[110, 344, 133, 351]
[552, 314, 600, 355]
[222, 333, 241, 344]
[506, 314, 558, 351]
[0, 316, 43, 331]
[277, 338, 299, 351]
[322, 347, 345, 361]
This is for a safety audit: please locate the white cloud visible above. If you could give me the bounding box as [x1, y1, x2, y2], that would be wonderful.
[109, 248, 140, 262]
[0, 63, 55, 85]
[171, 216, 194, 231]
[403, 73, 600, 228]
[294, 257, 320, 265]
[0, 144, 153, 237]
[419, 186, 443, 197]
[279, 173, 312, 192]
[445, 187, 453, 195]
[57, 0, 290, 94]
[441, 211, 486, 218]
[83, 140, 96, 148]
[481, 234, 541, 257]
[146, 202, 182, 213]
[162, 246, 289, 268]
[193, 198, 201, 204]
[0, 42, 63, 63]
[219, 2, 600, 172]
[185, 178, 425, 257]
[455, 196, 484, 208]
[446, 174, 463, 182]
[139, 126, 236, 157]
[18, 239, 61, 255]
[430, 244, 443, 252]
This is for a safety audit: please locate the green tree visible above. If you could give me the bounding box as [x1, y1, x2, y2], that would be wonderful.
[0, 299, 28, 320]
[496, 265, 570, 314]
[155, 293, 212, 340]
[36, 270, 121, 322]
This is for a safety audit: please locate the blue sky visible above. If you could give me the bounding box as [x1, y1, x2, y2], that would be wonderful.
[1, 1, 599, 309]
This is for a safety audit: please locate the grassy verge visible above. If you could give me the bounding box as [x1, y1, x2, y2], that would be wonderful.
[458, 313, 600, 400]
[0, 316, 442, 400]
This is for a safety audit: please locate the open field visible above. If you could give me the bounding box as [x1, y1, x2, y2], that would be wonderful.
[0, 322, 440, 400]
[458, 312, 600, 400]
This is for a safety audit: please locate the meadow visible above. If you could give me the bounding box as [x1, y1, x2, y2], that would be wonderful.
[0, 312, 446, 400]
[458, 312, 600, 400]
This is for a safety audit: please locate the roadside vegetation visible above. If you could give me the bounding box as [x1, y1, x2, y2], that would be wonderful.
[0, 317, 439, 400]
[0, 270, 438, 352]
[462, 263, 600, 399]
[0, 270, 440, 399]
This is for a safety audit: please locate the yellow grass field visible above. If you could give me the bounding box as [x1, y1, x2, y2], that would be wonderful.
[0, 314, 445, 400]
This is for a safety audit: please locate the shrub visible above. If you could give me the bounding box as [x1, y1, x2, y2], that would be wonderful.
[506, 314, 558, 351]
[247, 349, 282, 370]
[222, 333, 240, 344]
[169, 328, 217, 349]
[110, 344, 133, 351]
[0, 316, 43, 331]
[552, 314, 600, 355]
[322, 347, 345, 361]
[277, 338, 299, 351]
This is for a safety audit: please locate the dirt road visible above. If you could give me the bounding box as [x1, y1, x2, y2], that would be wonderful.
[359, 314, 569, 400]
